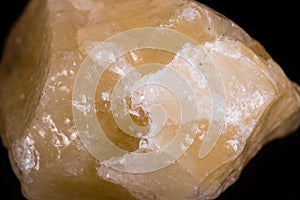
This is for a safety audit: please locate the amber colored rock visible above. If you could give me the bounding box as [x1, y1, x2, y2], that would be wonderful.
[1, 0, 300, 199]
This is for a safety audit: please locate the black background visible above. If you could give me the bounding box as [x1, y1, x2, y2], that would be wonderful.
[0, 0, 299, 199]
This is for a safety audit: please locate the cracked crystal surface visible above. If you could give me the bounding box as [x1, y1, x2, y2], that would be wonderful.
[0, 0, 299, 199]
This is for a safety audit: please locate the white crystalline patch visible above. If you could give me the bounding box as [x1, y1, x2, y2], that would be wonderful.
[90, 42, 124, 70]
[42, 114, 71, 146]
[160, 7, 198, 28]
[48, 85, 55, 91]
[196, 123, 206, 141]
[38, 130, 46, 138]
[65, 118, 71, 124]
[57, 69, 68, 76]
[203, 40, 242, 60]
[42, 114, 58, 133]
[198, 132, 205, 141]
[222, 71, 273, 142]
[226, 84, 269, 128]
[129, 109, 140, 117]
[93, 48, 116, 64]
[69, 69, 75, 75]
[59, 85, 71, 93]
[179, 7, 198, 22]
[225, 106, 242, 127]
[12, 135, 39, 176]
[70, 131, 78, 141]
[50, 76, 56, 82]
[185, 134, 194, 145]
[227, 139, 240, 151]
[109, 57, 133, 77]
[73, 94, 92, 117]
[80, 40, 101, 55]
[101, 153, 132, 168]
[61, 134, 71, 146]
[159, 19, 176, 28]
[136, 132, 143, 138]
[101, 92, 110, 101]
[130, 51, 139, 62]
[249, 91, 266, 109]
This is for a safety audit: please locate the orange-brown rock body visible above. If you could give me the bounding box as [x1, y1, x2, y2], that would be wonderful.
[1, 0, 299, 199]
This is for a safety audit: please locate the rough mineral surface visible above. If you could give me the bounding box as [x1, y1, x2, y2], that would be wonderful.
[1, 0, 300, 200]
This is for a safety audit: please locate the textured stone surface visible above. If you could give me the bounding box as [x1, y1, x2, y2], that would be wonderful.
[0, 0, 300, 200]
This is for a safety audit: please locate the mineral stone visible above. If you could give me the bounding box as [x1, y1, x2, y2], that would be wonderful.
[0, 0, 299, 199]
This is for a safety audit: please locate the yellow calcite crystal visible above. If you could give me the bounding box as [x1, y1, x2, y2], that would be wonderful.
[1, 0, 299, 199]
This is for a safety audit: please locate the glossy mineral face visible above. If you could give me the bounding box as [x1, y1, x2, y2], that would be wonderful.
[0, 0, 299, 200]
[72, 27, 227, 174]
